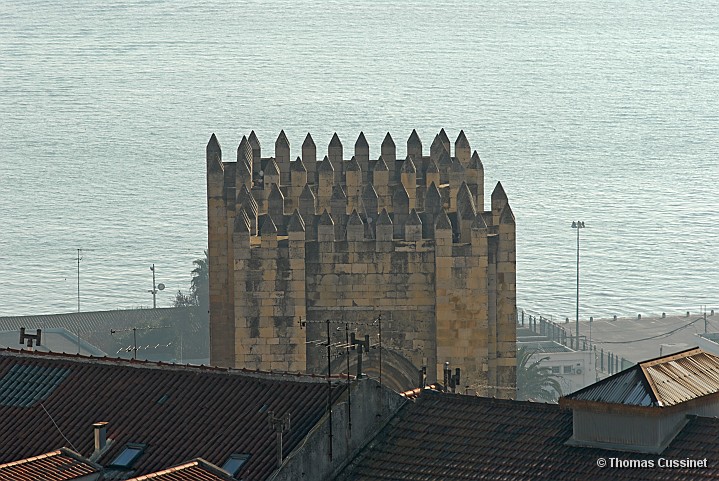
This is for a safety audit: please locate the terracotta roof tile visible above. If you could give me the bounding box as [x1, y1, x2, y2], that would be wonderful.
[0, 448, 100, 481]
[342, 390, 719, 480]
[0, 349, 345, 481]
[127, 459, 233, 481]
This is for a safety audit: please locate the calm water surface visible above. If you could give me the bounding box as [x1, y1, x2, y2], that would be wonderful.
[1, 0, 717, 320]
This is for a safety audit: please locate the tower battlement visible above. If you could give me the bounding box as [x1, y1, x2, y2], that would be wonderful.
[207, 130, 516, 397]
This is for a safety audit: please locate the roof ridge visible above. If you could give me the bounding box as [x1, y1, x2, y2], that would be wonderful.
[0, 348, 348, 382]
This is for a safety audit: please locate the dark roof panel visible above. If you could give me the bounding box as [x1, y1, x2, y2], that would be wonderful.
[342, 391, 719, 480]
[0, 350, 345, 481]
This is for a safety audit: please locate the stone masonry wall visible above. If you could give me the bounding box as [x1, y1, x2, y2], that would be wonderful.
[206, 129, 517, 397]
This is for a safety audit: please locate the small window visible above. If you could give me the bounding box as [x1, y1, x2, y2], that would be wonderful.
[109, 443, 145, 469]
[563, 365, 573, 375]
[222, 453, 251, 476]
[551, 366, 560, 374]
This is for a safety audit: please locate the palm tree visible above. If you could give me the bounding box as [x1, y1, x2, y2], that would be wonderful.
[516, 346, 563, 402]
[190, 249, 209, 311]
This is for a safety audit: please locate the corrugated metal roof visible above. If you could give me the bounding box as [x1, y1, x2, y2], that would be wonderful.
[567, 347, 719, 407]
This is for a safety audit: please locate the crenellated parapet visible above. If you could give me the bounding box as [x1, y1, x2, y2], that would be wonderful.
[206, 129, 516, 397]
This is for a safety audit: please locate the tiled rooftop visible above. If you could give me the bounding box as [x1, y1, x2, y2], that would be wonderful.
[0, 349, 345, 480]
[127, 459, 233, 481]
[341, 390, 719, 480]
[566, 347, 719, 407]
[0, 448, 100, 481]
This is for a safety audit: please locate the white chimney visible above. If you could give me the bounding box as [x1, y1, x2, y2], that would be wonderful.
[93, 422, 108, 453]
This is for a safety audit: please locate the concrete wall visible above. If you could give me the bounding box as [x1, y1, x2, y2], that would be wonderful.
[269, 378, 406, 481]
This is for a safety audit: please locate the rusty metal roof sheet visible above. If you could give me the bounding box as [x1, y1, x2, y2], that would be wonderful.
[567, 347, 719, 407]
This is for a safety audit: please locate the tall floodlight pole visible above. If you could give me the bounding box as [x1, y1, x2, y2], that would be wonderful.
[149, 264, 165, 309]
[571, 221, 586, 350]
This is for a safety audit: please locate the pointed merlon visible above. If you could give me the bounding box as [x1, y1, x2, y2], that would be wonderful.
[408, 129, 422, 147]
[276, 130, 290, 148]
[208, 153, 223, 173]
[458, 181, 473, 203]
[430, 134, 446, 157]
[457, 184, 477, 220]
[348, 209, 364, 226]
[425, 182, 442, 212]
[499, 203, 515, 225]
[426, 158, 440, 173]
[451, 157, 465, 172]
[346, 156, 361, 172]
[407, 209, 422, 226]
[331, 184, 347, 200]
[455, 130, 470, 148]
[207, 134, 222, 171]
[329, 132, 342, 148]
[234, 207, 251, 233]
[382, 132, 395, 149]
[392, 184, 410, 205]
[288, 209, 306, 232]
[291, 156, 307, 172]
[438, 128, 450, 147]
[319, 209, 334, 226]
[435, 209, 452, 230]
[362, 183, 378, 200]
[303, 132, 315, 148]
[261, 214, 278, 235]
[237, 135, 252, 166]
[472, 212, 488, 230]
[491, 181, 508, 201]
[319, 155, 335, 172]
[439, 151, 453, 169]
[400, 156, 416, 173]
[248, 131, 261, 150]
[376, 208, 393, 225]
[265, 158, 280, 176]
[300, 183, 315, 200]
[373, 156, 389, 171]
[237, 184, 258, 215]
[207, 133, 221, 157]
[237, 157, 252, 179]
[268, 183, 284, 202]
[469, 151, 484, 170]
[355, 132, 368, 149]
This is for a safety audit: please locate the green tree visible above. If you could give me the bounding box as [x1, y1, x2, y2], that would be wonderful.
[169, 249, 210, 361]
[173, 250, 208, 310]
[516, 346, 563, 403]
[190, 249, 209, 311]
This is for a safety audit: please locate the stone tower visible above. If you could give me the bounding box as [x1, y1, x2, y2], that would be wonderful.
[206, 130, 516, 397]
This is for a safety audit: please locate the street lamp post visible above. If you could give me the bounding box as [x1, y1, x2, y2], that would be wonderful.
[149, 264, 165, 309]
[571, 221, 586, 350]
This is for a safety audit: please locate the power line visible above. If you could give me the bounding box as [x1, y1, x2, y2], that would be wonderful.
[40, 403, 79, 452]
[593, 317, 704, 344]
